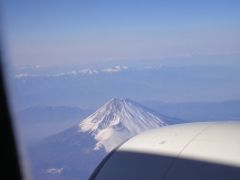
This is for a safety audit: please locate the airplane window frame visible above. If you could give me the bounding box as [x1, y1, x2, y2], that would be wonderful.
[0, 46, 23, 179]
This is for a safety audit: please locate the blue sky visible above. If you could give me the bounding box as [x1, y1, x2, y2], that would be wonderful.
[2, 0, 240, 66]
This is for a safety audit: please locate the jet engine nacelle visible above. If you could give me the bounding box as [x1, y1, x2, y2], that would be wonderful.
[90, 122, 240, 180]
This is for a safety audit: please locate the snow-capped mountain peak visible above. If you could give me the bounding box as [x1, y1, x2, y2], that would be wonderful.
[79, 98, 170, 152]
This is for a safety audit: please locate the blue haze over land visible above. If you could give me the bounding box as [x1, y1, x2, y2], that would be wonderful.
[2, 0, 240, 179]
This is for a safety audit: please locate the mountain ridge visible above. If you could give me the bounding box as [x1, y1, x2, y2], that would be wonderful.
[29, 98, 182, 180]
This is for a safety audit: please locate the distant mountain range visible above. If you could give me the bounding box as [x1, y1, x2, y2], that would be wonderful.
[28, 98, 182, 180]
[17, 106, 92, 145]
[13, 65, 240, 109]
[144, 100, 240, 122]
[14, 65, 162, 78]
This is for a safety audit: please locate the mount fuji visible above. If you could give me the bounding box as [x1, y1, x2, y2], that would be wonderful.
[29, 98, 183, 180]
[79, 98, 177, 152]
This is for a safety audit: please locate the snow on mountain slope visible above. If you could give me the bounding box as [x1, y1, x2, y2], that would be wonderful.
[79, 98, 174, 152]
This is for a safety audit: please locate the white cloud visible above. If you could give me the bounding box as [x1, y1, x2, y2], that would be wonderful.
[101, 66, 128, 73]
[15, 73, 29, 78]
[78, 68, 99, 75]
[46, 168, 64, 174]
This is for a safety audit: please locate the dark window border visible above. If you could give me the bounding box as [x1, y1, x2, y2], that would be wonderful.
[0, 45, 23, 179]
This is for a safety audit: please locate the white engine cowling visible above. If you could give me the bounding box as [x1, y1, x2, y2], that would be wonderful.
[90, 122, 240, 180]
